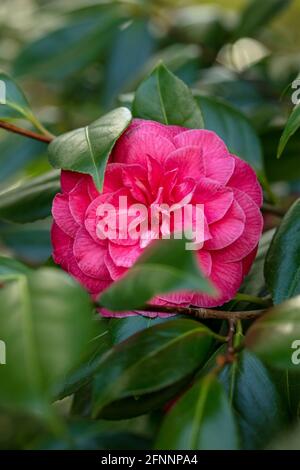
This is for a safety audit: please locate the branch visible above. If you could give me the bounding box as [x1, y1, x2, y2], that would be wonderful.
[135, 304, 266, 320]
[0, 120, 53, 143]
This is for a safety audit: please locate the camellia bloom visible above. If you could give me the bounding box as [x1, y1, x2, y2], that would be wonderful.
[51, 119, 263, 315]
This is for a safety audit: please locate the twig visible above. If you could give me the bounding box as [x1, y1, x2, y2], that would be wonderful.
[137, 304, 266, 320]
[261, 203, 286, 218]
[0, 120, 53, 143]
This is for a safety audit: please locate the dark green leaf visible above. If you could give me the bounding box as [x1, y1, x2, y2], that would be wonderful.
[278, 105, 300, 158]
[48, 107, 132, 190]
[0, 135, 47, 185]
[92, 319, 215, 417]
[263, 129, 300, 182]
[0, 219, 52, 264]
[195, 94, 264, 177]
[30, 419, 149, 450]
[133, 62, 204, 128]
[234, 0, 292, 38]
[246, 296, 300, 370]
[156, 374, 239, 450]
[103, 19, 155, 107]
[56, 318, 112, 399]
[99, 376, 192, 420]
[100, 238, 215, 311]
[0, 170, 60, 223]
[265, 198, 300, 304]
[202, 341, 288, 449]
[13, 13, 123, 81]
[0, 268, 94, 413]
[108, 316, 171, 344]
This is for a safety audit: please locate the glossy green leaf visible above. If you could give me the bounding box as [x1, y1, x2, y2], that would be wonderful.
[13, 12, 123, 81]
[0, 256, 30, 281]
[220, 348, 288, 448]
[48, 107, 132, 190]
[0, 170, 60, 223]
[202, 340, 288, 449]
[58, 317, 172, 403]
[56, 317, 112, 399]
[133, 62, 204, 128]
[100, 238, 215, 311]
[265, 199, 300, 304]
[234, 0, 292, 38]
[0, 268, 94, 413]
[195, 94, 264, 176]
[98, 377, 192, 420]
[92, 319, 214, 417]
[277, 105, 300, 158]
[108, 316, 171, 344]
[246, 296, 300, 370]
[156, 374, 239, 450]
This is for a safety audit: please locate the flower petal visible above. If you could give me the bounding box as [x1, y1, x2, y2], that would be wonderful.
[174, 129, 234, 184]
[228, 155, 263, 207]
[192, 253, 243, 307]
[193, 178, 234, 224]
[73, 228, 110, 279]
[52, 193, 79, 237]
[217, 189, 263, 262]
[112, 127, 176, 166]
[165, 146, 204, 180]
[69, 178, 92, 226]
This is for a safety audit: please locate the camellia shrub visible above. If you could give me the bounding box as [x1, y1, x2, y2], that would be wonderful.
[0, 0, 300, 451]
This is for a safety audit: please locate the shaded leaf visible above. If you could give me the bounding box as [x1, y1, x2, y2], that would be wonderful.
[92, 319, 215, 417]
[0, 268, 94, 413]
[156, 374, 239, 450]
[265, 198, 300, 304]
[278, 105, 300, 158]
[13, 12, 123, 81]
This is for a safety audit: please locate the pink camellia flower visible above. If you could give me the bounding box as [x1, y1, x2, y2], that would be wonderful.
[51, 119, 263, 316]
